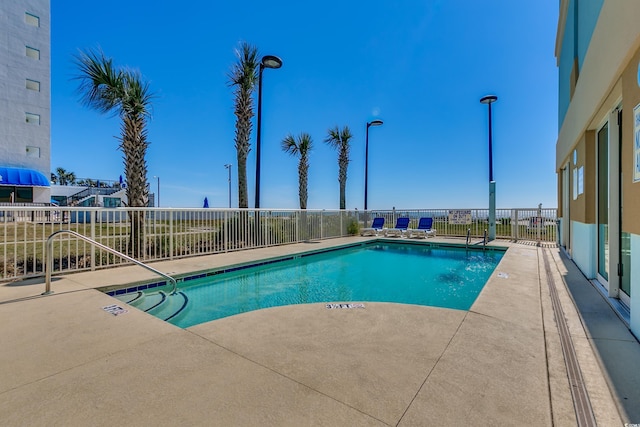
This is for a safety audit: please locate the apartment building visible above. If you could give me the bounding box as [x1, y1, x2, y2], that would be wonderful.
[0, 0, 50, 204]
[556, 0, 640, 336]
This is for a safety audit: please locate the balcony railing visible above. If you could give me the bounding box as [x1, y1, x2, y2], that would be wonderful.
[0, 206, 557, 281]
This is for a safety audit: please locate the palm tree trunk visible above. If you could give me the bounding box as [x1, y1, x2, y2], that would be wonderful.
[339, 179, 346, 210]
[121, 116, 149, 258]
[237, 153, 248, 209]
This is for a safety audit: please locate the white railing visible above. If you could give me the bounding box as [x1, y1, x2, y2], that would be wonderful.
[0, 206, 556, 281]
[366, 207, 558, 242]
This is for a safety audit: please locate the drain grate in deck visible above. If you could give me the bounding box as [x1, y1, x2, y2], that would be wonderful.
[542, 248, 596, 427]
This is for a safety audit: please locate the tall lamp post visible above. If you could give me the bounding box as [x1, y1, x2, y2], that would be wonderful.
[364, 119, 383, 227]
[480, 95, 498, 241]
[255, 54, 283, 209]
[224, 164, 232, 208]
[153, 175, 160, 207]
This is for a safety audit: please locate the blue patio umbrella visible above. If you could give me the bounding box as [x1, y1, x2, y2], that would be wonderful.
[119, 175, 123, 186]
[203, 197, 209, 208]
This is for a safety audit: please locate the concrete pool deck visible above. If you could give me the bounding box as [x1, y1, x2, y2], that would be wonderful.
[1, 237, 638, 426]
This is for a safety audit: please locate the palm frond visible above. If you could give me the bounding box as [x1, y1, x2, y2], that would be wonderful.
[121, 71, 154, 118]
[227, 41, 259, 90]
[324, 126, 341, 148]
[298, 132, 313, 154]
[74, 48, 125, 115]
[281, 134, 299, 156]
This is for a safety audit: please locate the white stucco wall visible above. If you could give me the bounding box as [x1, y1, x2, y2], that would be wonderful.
[571, 220, 596, 279]
[0, 1, 50, 199]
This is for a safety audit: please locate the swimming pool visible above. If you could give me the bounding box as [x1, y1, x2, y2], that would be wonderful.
[110, 242, 504, 328]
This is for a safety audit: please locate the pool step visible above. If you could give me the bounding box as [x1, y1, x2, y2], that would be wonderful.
[130, 291, 167, 312]
[146, 291, 189, 321]
[113, 291, 143, 305]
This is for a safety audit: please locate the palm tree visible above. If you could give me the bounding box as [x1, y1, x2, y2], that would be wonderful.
[281, 133, 313, 209]
[228, 42, 259, 209]
[75, 48, 154, 257]
[324, 126, 353, 209]
[55, 167, 76, 186]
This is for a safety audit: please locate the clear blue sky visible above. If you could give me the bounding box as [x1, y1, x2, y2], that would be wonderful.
[51, 1, 559, 209]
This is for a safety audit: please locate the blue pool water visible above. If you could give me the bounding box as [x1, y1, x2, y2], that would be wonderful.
[114, 242, 504, 328]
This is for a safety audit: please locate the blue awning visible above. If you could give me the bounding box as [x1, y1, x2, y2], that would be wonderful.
[0, 167, 50, 187]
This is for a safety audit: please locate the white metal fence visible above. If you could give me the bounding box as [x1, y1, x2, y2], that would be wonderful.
[367, 207, 558, 242]
[0, 206, 556, 281]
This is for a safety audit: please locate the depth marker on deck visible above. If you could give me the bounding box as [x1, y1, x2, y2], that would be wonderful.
[103, 304, 128, 316]
[326, 303, 365, 309]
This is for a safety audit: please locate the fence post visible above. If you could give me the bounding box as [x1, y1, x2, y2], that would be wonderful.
[90, 210, 96, 271]
[169, 210, 174, 260]
[224, 210, 228, 252]
[537, 203, 542, 245]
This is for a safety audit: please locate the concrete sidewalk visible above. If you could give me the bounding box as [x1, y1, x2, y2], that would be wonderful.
[0, 238, 635, 426]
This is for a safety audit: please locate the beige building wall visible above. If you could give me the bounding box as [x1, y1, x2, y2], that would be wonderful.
[621, 46, 640, 235]
[565, 132, 596, 225]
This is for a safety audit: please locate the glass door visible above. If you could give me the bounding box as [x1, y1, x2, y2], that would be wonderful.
[562, 164, 570, 250]
[597, 123, 609, 282]
[618, 110, 630, 300]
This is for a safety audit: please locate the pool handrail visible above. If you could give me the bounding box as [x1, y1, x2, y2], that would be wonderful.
[44, 230, 178, 295]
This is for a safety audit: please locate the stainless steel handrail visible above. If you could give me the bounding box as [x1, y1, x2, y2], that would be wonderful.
[44, 230, 177, 295]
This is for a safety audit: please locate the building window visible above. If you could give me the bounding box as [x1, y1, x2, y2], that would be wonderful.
[26, 146, 41, 157]
[0, 186, 33, 203]
[25, 112, 40, 125]
[25, 13, 40, 27]
[26, 79, 40, 91]
[25, 46, 40, 60]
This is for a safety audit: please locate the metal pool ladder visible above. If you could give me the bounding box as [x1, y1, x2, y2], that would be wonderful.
[44, 230, 178, 296]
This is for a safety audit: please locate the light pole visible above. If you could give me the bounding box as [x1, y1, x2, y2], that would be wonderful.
[480, 95, 498, 241]
[364, 119, 383, 220]
[153, 175, 160, 207]
[255, 54, 283, 209]
[224, 164, 232, 208]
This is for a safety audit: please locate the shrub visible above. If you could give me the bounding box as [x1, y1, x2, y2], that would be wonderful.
[347, 219, 360, 235]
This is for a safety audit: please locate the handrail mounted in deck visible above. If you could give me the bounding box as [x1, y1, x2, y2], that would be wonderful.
[44, 230, 177, 295]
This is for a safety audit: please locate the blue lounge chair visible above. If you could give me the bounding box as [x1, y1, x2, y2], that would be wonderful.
[408, 217, 436, 238]
[360, 217, 385, 236]
[385, 217, 410, 237]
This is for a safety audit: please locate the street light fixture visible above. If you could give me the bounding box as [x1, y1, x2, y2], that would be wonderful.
[480, 94, 498, 241]
[224, 164, 232, 208]
[364, 119, 384, 214]
[153, 175, 160, 207]
[255, 54, 283, 209]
